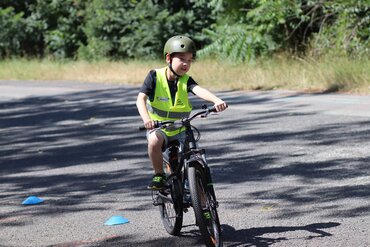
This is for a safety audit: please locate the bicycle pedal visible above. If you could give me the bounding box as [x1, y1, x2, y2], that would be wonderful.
[152, 192, 163, 207]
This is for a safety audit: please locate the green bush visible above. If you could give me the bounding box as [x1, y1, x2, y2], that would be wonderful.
[80, 0, 216, 60]
[0, 0, 86, 59]
[199, 0, 370, 62]
[1, 0, 368, 61]
[28, 0, 87, 59]
[0, 7, 26, 58]
[199, 0, 306, 62]
[310, 0, 370, 58]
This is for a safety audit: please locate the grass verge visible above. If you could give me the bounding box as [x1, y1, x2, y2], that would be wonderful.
[0, 56, 369, 94]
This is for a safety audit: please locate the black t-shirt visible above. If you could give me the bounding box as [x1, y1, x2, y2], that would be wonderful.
[140, 69, 198, 104]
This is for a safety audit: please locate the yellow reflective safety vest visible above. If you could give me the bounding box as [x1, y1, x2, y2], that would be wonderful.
[147, 67, 192, 136]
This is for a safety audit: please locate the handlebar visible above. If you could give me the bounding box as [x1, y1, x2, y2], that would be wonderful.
[139, 106, 222, 131]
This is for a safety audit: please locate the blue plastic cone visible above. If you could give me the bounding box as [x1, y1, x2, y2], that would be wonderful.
[22, 196, 44, 205]
[104, 216, 129, 226]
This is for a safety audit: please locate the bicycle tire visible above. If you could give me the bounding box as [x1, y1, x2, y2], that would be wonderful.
[188, 163, 223, 247]
[158, 160, 183, 235]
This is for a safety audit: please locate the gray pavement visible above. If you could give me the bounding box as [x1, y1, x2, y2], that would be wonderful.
[0, 80, 369, 246]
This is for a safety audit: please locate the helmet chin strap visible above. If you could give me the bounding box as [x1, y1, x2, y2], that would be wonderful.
[168, 62, 181, 78]
[167, 62, 180, 93]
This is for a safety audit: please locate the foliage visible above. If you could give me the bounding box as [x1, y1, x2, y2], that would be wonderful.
[80, 0, 215, 60]
[199, 0, 370, 62]
[0, 0, 216, 60]
[0, 0, 86, 59]
[198, 24, 276, 62]
[0, 7, 26, 58]
[310, 0, 370, 58]
[0, 0, 368, 61]
[199, 0, 308, 62]
[27, 0, 87, 59]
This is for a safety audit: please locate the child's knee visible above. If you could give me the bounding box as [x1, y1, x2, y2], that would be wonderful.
[148, 139, 161, 149]
[148, 132, 163, 146]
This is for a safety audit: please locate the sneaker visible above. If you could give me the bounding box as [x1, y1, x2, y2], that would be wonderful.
[147, 173, 166, 190]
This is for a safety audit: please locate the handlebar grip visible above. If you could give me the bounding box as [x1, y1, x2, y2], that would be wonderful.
[209, 106, 217, 112]
[210, 104, 228, 112]
[139, 120, 160, 131]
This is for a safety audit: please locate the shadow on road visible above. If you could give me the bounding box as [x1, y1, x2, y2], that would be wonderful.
[222, 222, 341, 247]
[202, 91, 370, 220]
[0, 86, 152, 224]
[0, 84, 369, 246]
[45, 222, 341, 247]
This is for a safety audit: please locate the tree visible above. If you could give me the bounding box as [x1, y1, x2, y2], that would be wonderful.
[79, 0, 216, 60]
[0, 7, 27, 58]
[199, 0, 370, 62]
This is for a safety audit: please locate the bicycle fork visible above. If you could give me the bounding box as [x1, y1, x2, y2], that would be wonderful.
[196, 149, 219, 209]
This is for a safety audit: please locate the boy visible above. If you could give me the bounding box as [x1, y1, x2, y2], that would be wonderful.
[136, 35, 227, 190]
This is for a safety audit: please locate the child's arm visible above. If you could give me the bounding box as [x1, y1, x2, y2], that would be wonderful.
[192, 85, 227, 112]
[136, 92, 155, 129]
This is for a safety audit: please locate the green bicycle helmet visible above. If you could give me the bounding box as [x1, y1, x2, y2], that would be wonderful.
[163, 35, 197, 58]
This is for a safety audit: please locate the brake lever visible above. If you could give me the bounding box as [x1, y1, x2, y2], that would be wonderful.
[200, 109, 212, 118]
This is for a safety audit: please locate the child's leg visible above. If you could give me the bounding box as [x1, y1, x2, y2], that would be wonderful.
[147, 131, 165, 174]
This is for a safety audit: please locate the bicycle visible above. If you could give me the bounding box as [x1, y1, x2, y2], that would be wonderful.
[139, 106, 223, 247]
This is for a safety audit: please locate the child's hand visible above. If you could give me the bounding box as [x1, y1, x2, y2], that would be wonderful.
[144, 120, 156, 129]
[214, 100, 228, 112]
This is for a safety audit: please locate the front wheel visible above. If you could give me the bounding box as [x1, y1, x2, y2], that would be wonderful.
[188, 164, 222, 247]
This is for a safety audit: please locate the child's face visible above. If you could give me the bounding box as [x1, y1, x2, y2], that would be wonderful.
[167, 52, 194, 76]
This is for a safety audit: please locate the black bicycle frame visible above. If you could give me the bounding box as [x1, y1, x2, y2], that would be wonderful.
[146, 106, 221, 203]
[182, 122, 217, 201]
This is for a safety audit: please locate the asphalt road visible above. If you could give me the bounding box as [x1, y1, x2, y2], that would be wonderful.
[1, 80, 369, 247]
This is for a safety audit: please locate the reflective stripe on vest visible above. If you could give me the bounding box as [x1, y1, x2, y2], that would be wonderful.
[147, 104, 190, 119]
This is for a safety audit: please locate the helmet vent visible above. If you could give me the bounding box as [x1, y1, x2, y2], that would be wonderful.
[181, 44, 185, 48]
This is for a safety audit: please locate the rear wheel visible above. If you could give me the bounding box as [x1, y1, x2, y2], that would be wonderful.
[188, 164, 222, 247]
[158, 160, 183, 235]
